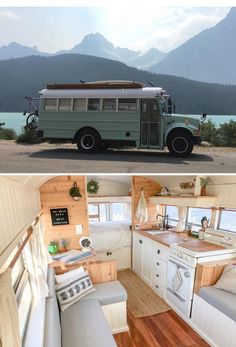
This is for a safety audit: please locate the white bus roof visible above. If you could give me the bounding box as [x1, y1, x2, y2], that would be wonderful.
[39, 87, 164, 99]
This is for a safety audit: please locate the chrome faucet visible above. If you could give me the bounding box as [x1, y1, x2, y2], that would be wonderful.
[156, 214, 169, 230]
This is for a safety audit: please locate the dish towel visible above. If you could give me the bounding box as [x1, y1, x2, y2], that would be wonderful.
[135, 190, 148, 223]
[172, 269, 183, 292]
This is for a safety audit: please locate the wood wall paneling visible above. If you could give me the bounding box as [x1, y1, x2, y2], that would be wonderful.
[194, 257, 236, 294]
[40, 175, 89, 249]
[132, 176, 162, 229]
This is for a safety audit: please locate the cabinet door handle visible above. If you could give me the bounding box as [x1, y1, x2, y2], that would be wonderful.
[139, 240, 143, 244]
[155, 285, 159, 288]
[156, 262, 159, 266]
[156, 274, 159, 277]
[157, 250, 160, 254]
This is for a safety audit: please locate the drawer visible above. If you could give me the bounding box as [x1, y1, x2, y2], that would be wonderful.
[152, 242, 170, 261]
[152, 267, 166, 284]
[153, 256, 167, 274]
[152, 276, 165, 298]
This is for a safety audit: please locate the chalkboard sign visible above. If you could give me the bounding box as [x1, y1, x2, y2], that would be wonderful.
[50, 208, 69, 226]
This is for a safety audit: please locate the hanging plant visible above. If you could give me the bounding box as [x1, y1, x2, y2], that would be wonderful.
[69, 182, 82, 201]
[87, 180, 99, 195]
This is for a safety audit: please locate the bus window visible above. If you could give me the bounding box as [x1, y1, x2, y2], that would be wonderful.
[102, 98, 116, 111]
[58, 98, 72, 111]
[73, 98, 86, 112]
[88, 98, 101, 111]
[118, 99, 137, 111]
[44, 98, 57, 111]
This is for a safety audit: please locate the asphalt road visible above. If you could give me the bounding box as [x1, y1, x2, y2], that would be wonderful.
[0, 140, 236, 173]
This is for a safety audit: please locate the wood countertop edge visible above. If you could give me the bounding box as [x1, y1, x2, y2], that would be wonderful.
[133, 229, 192, 248]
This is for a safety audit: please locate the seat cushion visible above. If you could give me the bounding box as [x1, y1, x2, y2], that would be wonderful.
[47, 266, 56, 298]
[199, 286, 236, 321]
[80, 280, 127, 306]
[61, 299, 117, 347]
[44, 296, 62, 347]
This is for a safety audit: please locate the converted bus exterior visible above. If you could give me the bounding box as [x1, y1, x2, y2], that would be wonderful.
[37, 81, 201, 157]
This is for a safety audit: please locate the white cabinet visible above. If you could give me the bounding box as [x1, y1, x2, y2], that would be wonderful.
[149, 195, 216, 208]
[132, 232, 142, 275]
[142, 237, 153, 284]
[132, 233, 152, 285]
[132, 232, 170, 298]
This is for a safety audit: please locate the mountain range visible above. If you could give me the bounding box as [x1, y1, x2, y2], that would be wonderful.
[0, 33, 166, 70]
[0, 8, 235, 85]
[151, 7, 236, 84]
[0, 54, 236, 114]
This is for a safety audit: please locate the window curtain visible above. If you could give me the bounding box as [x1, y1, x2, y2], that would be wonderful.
[29, 224, 49, 298]
[23, 221, 52, 299]
[175, 206, 187, 232]
[0, 268, 21, 347]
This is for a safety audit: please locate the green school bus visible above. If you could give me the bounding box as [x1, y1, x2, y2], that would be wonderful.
[37, 80, 202, 157]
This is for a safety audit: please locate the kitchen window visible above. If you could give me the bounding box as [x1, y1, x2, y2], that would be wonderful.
[218, 209, 236, 233]
[186, 207, 212, 232]
[165, 205, 179, 227]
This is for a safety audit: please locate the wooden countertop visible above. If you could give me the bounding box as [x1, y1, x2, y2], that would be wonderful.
[178, 240, 225, 252]
[134, 229, 194, 248]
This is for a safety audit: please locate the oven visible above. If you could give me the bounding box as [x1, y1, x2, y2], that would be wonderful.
[166, 256, 196, 317]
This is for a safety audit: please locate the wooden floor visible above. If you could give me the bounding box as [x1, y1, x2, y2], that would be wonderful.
[114, 309, 209, 347]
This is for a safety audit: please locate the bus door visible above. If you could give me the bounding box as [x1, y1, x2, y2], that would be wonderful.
[140, 99, 161, 148]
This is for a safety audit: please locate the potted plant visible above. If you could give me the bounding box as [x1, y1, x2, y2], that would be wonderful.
[200, 176, 210, 196]
[69, 182, 82, 201]
[48, 240, 59, 254]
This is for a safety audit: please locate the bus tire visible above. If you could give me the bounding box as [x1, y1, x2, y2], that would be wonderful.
[167, 130, 194, 157]
[76, 128, 101, 153]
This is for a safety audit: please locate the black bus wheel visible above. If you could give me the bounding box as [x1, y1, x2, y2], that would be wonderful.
[167, 130, 194, 157]
[76, 129, 101, 153]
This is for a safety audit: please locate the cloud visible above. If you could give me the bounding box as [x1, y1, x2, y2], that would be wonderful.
[0, 10, 21, 20]
[103, 7, 229, 53]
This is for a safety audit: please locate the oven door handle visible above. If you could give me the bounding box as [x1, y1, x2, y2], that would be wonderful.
[168, 258, 188, 270]
[167, 287, 186, 302]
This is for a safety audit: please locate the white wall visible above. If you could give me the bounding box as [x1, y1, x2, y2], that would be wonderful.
[87, 178, 131, 196]
[0, 176, 40, 268]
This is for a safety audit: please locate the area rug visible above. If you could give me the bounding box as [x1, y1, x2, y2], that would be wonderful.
[118, 268, 170, 318]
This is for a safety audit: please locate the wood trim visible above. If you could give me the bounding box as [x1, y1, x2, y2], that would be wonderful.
[194, 257, 236, 294]
[51, 258, 117, 284]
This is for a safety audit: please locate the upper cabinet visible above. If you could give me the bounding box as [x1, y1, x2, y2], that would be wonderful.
[149, 195, 217, 208]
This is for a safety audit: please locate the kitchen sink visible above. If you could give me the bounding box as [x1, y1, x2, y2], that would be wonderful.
[144, 230, 170, 235]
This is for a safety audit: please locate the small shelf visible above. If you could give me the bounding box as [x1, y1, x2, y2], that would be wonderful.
[149, 195, 217, 208]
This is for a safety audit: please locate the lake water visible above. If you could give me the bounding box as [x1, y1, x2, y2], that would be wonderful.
[0, 112, 236, 135]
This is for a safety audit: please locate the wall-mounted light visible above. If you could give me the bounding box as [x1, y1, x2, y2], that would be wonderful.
[69, 182, 82, 201]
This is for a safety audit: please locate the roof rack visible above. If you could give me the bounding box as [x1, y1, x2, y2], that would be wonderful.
[47, 80, 145, 90]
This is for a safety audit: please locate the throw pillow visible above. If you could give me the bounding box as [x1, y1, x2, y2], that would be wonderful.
[56, 269, 95, 311]
[55, 266, 85, 285]
[214, 264, 236, 294]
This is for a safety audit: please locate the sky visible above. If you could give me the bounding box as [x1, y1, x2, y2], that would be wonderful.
[0, 7, 230, 53]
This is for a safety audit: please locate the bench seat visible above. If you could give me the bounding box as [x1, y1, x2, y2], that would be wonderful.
[199, 286, 236, 321]
[80, 280, 127, 306]
[61, 299, 117, 347]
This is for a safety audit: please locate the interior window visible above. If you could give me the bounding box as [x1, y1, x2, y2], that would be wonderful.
[88, 98, 101, 111]
[118, 99, 137, 111]
[44, 98, 57, 111]
[165, 205, 179, 227]
[218, 209, 236, 233]
[89, 202, 131, 222]
[187, 207, 212, 232]
[58, 98, 71, 111]
[102, 99, 116, 111]
[73, 98, 86, 111]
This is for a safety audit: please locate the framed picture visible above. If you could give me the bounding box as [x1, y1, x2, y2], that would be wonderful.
[50, 208, 69, 226]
